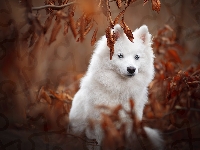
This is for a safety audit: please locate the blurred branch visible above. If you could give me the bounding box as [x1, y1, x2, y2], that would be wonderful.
[163, 123, 200, 135]
[175, 106, 200, 112]
[32, 0, 115, 11]
[67, 133, 99, 146]
[32, 1, 78, 11]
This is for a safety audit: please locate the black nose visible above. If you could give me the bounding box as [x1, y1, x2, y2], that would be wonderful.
[127, 66, 136, 74]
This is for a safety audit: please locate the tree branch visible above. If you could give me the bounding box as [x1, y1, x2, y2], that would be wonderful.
[175, 106, 200, 112]
[32, 0, 115, 11]
[32, 1, 77, 11]
[163, 122, 200, 135]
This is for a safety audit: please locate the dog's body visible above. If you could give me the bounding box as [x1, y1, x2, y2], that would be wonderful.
[69, 24, 162, 149]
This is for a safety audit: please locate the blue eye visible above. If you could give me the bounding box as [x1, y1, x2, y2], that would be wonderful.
[118, 53, 124, 58]
[135, 55, 139, 60]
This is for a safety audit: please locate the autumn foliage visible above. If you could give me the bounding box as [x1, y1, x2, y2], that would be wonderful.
[0, 0, 200, 150]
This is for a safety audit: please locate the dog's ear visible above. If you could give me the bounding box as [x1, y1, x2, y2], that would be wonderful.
[112, 24, 124, 40]
[134, 25, 152, 45]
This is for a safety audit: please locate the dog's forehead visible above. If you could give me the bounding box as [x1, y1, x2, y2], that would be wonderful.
[115, 40, 143, 54]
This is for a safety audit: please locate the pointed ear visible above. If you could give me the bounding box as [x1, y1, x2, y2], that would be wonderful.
[112, 24, 124, 40]
[134, 25, 152, 45]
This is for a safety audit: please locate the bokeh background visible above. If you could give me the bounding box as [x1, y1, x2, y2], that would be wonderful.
[0, 0, 200, 149]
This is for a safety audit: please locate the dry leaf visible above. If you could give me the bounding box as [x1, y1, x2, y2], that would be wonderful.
[151, 0, 161, 13]
[99, 0, 108, 16]
[91, 27, 98, 46]
[63, 21, 69, 35]
[121, 17, 134, 42]
[143, 0, 149, 6]
[62, 0, 69, 5]
[116, 0, 122, 8]
[38, 86, 52, 104]
[79, 13, 86, 42]
[44, 15, 54, 34]
[68, 14, 77, 38]
[29, 32, 38, 47]
[105, 26, 115, 60]
[168, 49, 181, 63]
[48, 19, 62, 45]
[114, 10, 125, 25]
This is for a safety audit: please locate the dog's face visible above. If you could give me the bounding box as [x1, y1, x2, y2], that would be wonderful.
[109, 24, 154, 78]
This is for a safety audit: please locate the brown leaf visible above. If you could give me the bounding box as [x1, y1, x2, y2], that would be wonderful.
[165, 62, 174, 73]
[187, 81, 200, 88]
[68, 14, 77, 38]
[111, 104, 122, 121]
[100, 113, 122, 149]
[99, 0, 108, 16]
[49, 89, 73, 101]
[105, 0, 114, 27]
[63, 21, 68, 35]
[125, 0, 137, 7]
[114, 10, 125, 25]
[44, 15, 54, 34]
[28, 13, 44, 35]
[48, 19, 62, 45]
[151, 0, 161, 13]
[29, 32, 38, 47]
[84, 21, 94, 37]
[68, 3, 76, 17]
[79, 13, 86, 42]
[62, 0, 69, 5]
[121, 17, 134, 42]
[143, 0, 149, 6]
[57, 0, 62, 5]
[91, 27, 98, 46]
[146, 111, 155, 119]
[129, 99, 134, 111]
[168, 49, 181, 63]
[116, 0, 122, 8]
[105, 26, 115, 60]
[76, 16, 81, 29]
[38, 86, 52, 104]
[44, 0, 55, 14]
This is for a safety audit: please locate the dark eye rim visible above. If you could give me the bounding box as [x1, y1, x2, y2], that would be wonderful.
[135, 55, 140, 60]
[118, 53, 124, 58]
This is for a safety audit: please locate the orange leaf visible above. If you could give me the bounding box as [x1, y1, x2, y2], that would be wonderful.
[165, 62, 174, 73]
[68, 14, 77, 38]
[44, 15, 54, 34]
[48, 19, 61, 45]
[91, 27, 98, 46]
[121, 18, 134, 42]
[151, 0, 161, 13]
[63, 21, 68, 35]
[168, 49, 181, 63]
[143, 0, 149, 6]
[114, 10, 125, 25]
[129, 99, 134, 111]
[116, 0, 122, 8]
[105, 26, 115, 60]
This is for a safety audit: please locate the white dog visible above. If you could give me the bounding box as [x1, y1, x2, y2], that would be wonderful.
[69, 24, 163, 149]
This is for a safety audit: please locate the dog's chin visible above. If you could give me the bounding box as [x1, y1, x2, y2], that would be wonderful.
[126, 73, 135, 77]
[117, 72, 136, 78]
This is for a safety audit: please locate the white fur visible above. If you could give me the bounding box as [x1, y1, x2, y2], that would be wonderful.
[69, 24, 162, 149]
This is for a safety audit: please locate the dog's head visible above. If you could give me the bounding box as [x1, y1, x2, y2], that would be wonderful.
[109, 24, 154, 78]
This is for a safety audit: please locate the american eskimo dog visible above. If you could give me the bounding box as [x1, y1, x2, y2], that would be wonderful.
[69, 24, 163, 149]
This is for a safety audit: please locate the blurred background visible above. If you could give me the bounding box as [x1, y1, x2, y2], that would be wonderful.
[0, 0, 200, 149]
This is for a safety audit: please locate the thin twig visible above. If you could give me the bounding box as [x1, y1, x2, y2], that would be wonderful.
[143, 106, 200, 123]
[175, 106, 200, 112]
[163, 122, 200, 135]
[32, 0, 115, 11]
[32, 1, 77, 11]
